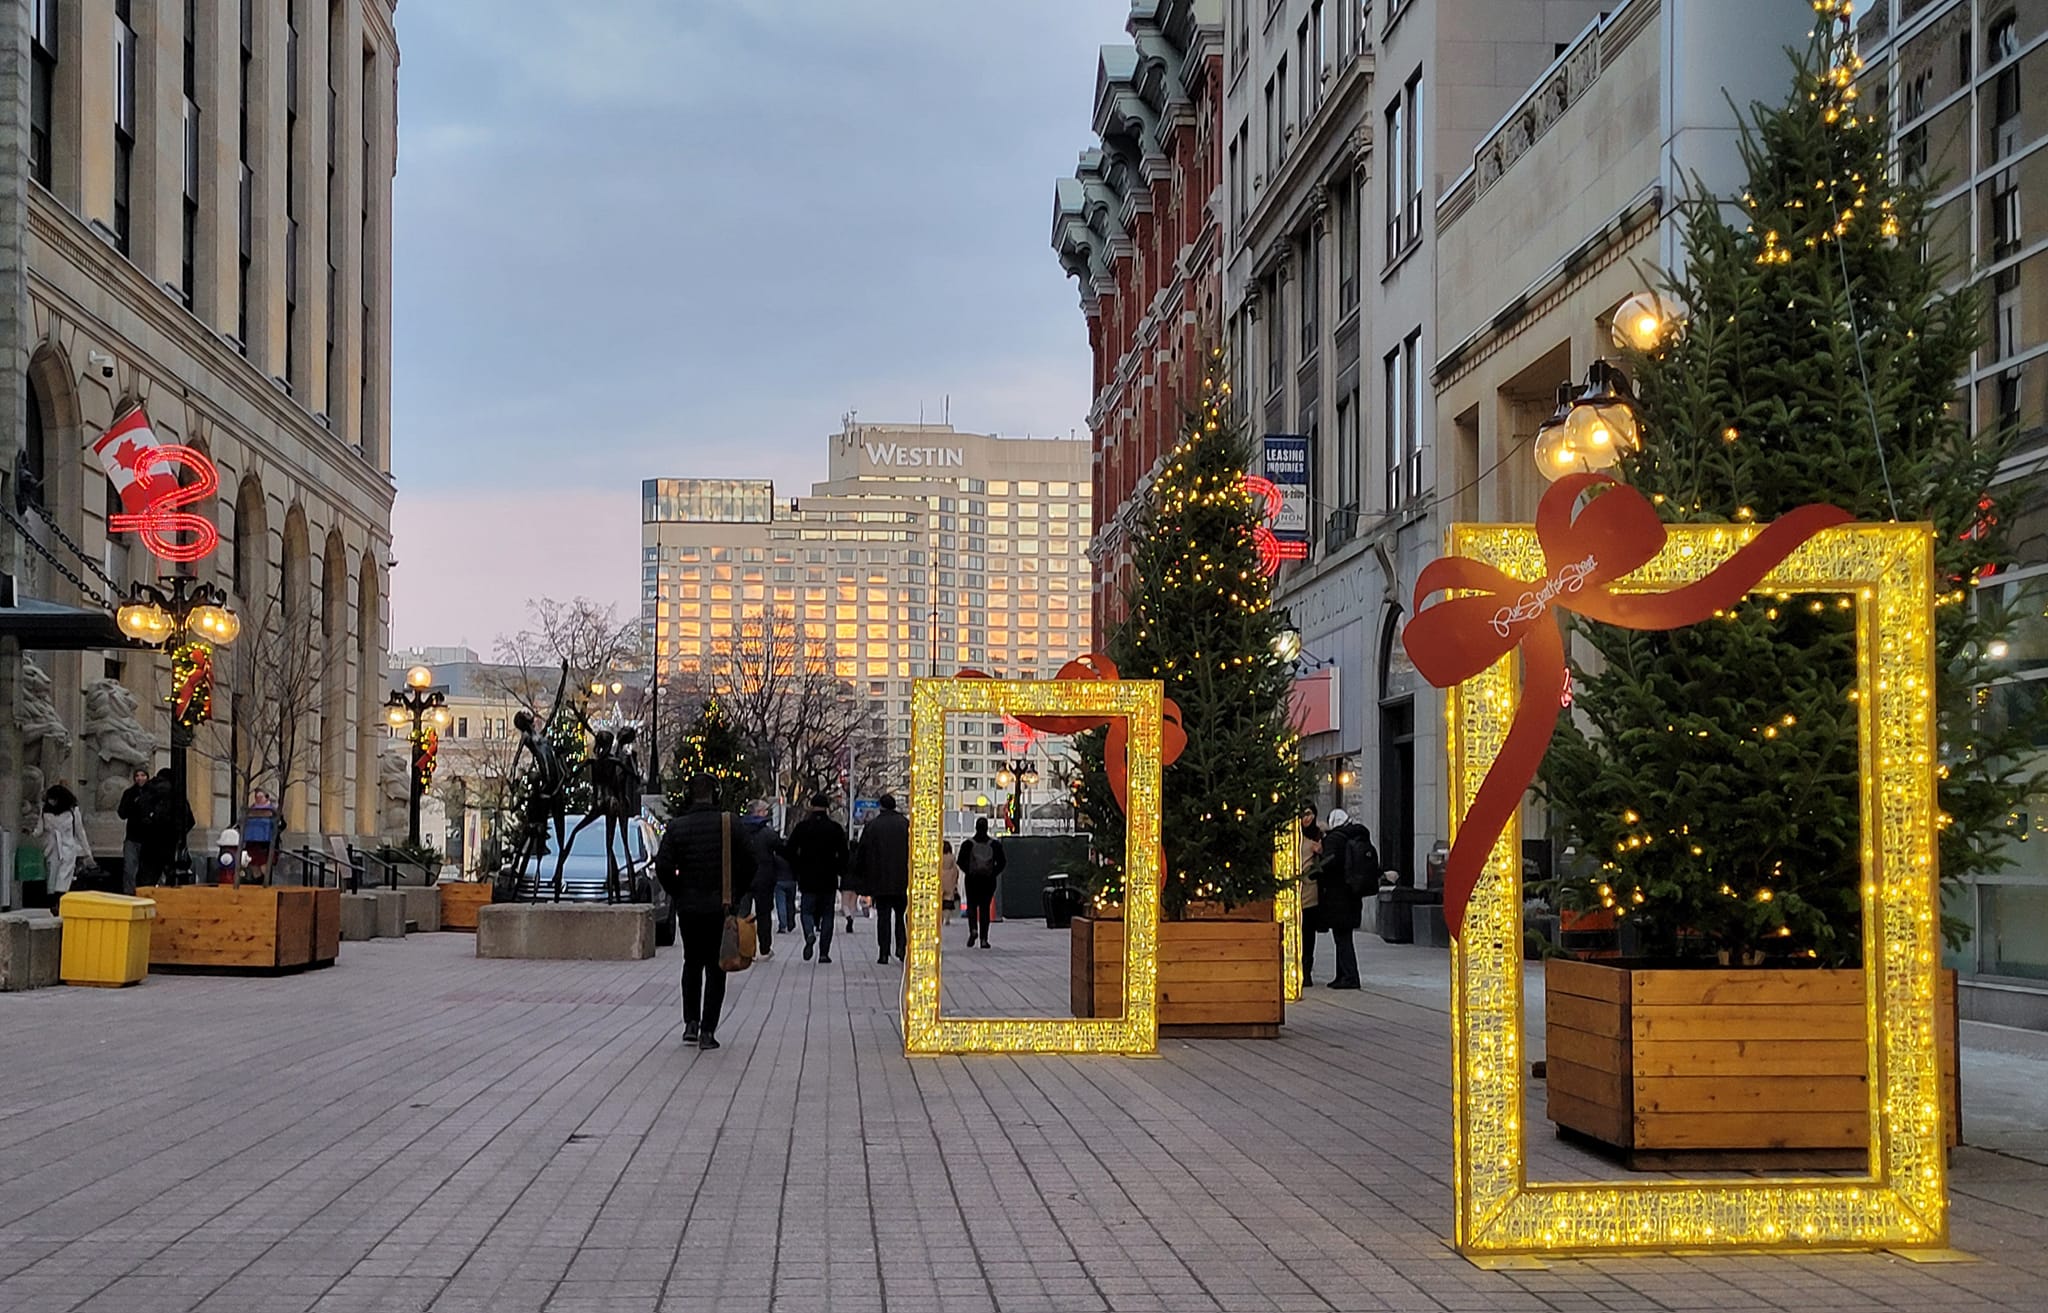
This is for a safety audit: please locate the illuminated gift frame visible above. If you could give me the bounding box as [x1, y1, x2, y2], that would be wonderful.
[902, 676, 1164, 1055]
[1275, 829, 1303, 1001]
[1446, 521, 1944, 1257]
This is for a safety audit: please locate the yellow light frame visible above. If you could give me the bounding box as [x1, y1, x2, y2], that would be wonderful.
[1445, 521, 1943, 1257]
[903, 676, 1164, 1055]
[1275, 829, 1303, 1001]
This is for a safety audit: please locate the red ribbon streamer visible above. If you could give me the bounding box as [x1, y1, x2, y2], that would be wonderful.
[956, 654, 1187, 818]
[1402, 474, 1852, 940]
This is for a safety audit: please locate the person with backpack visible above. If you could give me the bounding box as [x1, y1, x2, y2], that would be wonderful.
[957, 817, 1007, 949]
[136, 768, 194, 887]
[1316, 808, 1377, 990]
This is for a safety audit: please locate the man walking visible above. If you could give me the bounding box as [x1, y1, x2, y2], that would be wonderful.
[785, 793, 848, 964]
[956, 817, 1006, 948]
[741, 801, 787, 958]
[115, 768, 151, 895]
[851, 793, 910, 963]
[1316, 808, 1377, 990]
[654, 776, 756, 1050]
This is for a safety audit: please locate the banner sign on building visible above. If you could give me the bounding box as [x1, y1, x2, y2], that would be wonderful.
[1262, 435, 1310, 543]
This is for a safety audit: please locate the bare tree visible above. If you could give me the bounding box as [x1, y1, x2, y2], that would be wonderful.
[494, 597, 643, 696]
[215, 593, 324, 830]
[707, 608, 893, 807]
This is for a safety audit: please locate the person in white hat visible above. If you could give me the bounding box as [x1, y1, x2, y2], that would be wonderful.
[1316, 808, 1377, 989]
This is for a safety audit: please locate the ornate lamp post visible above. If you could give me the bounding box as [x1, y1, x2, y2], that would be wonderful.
[117, 576, 240, 881]
[995, 756, 1039, 836]
[385, 665, 449, 849]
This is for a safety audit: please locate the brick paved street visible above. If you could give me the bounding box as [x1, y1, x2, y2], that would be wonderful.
[3, 915, 2046, 1313]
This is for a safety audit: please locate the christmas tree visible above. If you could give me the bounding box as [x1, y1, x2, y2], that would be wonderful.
[1076, 348, 1310, 917]
[666, 698, 761, 813]
[1542, 1, 2034, 963]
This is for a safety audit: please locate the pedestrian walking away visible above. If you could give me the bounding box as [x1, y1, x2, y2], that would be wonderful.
[741, 800, 787, 958]
[940, 840, 960, 913]
[135, 768, 194, 887]
[655, 775, 757, 1050]
[1316, 808, 1376, 990]
[957, 817, 1006, 948]
[1296, 807, 1324, 985]
[850, 793, 910, 963]
[115, 768, 151, 896]
[785, 792, 849, 964]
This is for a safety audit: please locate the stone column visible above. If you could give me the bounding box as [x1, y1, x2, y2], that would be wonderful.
[0, 1, 29, 865]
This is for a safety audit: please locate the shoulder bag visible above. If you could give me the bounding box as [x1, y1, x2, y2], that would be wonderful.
[718, 814, 757, 972]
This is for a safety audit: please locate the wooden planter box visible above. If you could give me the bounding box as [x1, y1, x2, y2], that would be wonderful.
[1544, 958, 1959, 1169]
[138, 885, 340, 972]
[1071, 916, 1284, 1038]
[439, 882, 493, 931]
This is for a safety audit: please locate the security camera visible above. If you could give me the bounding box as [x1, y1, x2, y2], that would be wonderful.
[87, 351, 114, 379]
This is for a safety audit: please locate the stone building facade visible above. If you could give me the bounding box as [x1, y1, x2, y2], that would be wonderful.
[2, 0, 399, 892]
[1052, 0, 1226, 648]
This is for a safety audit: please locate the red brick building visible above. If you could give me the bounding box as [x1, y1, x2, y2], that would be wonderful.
[1052, 0, 1224, 647]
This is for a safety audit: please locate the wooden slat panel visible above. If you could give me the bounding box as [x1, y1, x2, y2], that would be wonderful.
[1545, 1024, 1628, 1076]
[275, 890, 316, 968]
[309, 888, 341, 963]
[440, 884, 492, 931]
[1628, 967, 1861, 1007]
[1160, 921, 1282, 943]
[1635, 1074, 1870, 1114]
[1634, 1110, 1866, 1150]
[1159, 999, 1284, 1024]
[1632, 1004, 1864, 1041]
[1549, 1089, 1631, 1146]
[1547, 992, 1626, 1036]
[1158, 980, 1282, 1004]
[139, 886, 284, 969]
[1158, 960, 1280, 985]
[1546, 957, 1627, 1004]
[1633, 1038, 1869, 1077]
[1547, 1059, 1627, 1110]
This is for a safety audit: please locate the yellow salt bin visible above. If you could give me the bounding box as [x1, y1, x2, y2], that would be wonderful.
[58, 891, 157, 987]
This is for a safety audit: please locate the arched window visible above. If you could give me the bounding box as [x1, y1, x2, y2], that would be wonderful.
[21, 375, 47, 509]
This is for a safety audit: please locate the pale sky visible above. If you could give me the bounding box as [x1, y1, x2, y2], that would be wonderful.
[388, 1, 1112, 651]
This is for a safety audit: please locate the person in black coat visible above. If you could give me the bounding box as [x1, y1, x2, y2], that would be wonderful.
[956, 816, 1007, 948]
[741, 801, 788, 959]
[1316, 808, 1375, 990]
[784, 793, 849, 963]
[850, 793, 911, 964]
[654, 775, 756, 1050]
[115, 768, 151, 896]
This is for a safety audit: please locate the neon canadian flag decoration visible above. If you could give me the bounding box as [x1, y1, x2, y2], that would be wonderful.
[92, 405, 221, 565]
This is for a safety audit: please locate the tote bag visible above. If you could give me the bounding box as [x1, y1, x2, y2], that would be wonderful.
[718, 814, 756, 972]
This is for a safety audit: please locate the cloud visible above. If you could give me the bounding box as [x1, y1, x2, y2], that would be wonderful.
[389, 0, 1114, 644]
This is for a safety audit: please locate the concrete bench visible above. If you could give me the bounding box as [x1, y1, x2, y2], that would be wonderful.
[476, 904, 656, 961]
[396, 885, 440, 933]
[0, 911, 64, 991]
[338, 890, 410, 941]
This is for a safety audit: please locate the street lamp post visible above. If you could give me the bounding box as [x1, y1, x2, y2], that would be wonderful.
[116, 575, 241, 883]
[995, 756, 1039, 836]
[385, 665, 449, 849]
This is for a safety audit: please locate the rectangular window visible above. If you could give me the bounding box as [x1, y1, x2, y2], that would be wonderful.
[1276, 57, 1290, 162]
[1299, 230, 1318, 358]
[1336, 390, 1360, 513]
[30, 0, 57, 188]
[1384, 94, 1405, 257]
[286, 0, 302, 391]
[1405, 327, 1423, 502]
[1403, 73, 1422, 247]
[1266, 280, 1285, 391]
[1383, 346, 1403, 508]
[1264, 76, 1278, 175]
[1336, 179, 1358, 313]
[1296, 19, 1311, 126]
[1313, 0, 1327, 101]
[238, 0, 254, 350]
[115, 0, 137, 255]
[182, 0, 199, 307]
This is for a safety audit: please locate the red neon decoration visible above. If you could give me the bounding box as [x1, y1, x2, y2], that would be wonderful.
[1243, 475, 1307, 576]
[108, 443, 221, 564]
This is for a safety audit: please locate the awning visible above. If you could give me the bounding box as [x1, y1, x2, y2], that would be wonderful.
[0, 597, 140, 651]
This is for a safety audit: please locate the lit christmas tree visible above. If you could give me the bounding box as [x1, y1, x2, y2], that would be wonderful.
[667, 698, 761, 813]
[1077, 348, 1310, 916]
[1542, 1, 2035, 963]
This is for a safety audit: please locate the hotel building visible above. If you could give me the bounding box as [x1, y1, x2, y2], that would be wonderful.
[641, 423, 1091, 811]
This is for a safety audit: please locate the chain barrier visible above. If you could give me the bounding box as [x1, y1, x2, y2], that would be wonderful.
[1, 503, 117, 608]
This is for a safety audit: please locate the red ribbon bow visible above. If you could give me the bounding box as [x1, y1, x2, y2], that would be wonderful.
[1403, 474, 1851, 940]
[957, 654, 1187, 817]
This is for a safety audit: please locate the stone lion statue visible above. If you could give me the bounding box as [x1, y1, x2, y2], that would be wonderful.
[16, 658, 73, 828]
[83, 678, 155, 812]
[378, 745, 412, 841]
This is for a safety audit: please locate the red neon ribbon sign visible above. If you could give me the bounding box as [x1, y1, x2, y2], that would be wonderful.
[957, 654, 1187, 822]
[1245, 475, 1308, 576]
[1402, 474, 1851, 939]
[108, 442, 221, 564]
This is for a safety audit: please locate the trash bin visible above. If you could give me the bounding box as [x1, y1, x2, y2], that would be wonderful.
[57, 891, 157, 987]
[1375, 888, 1414, 943]
[1042, 875, 1085, 930]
